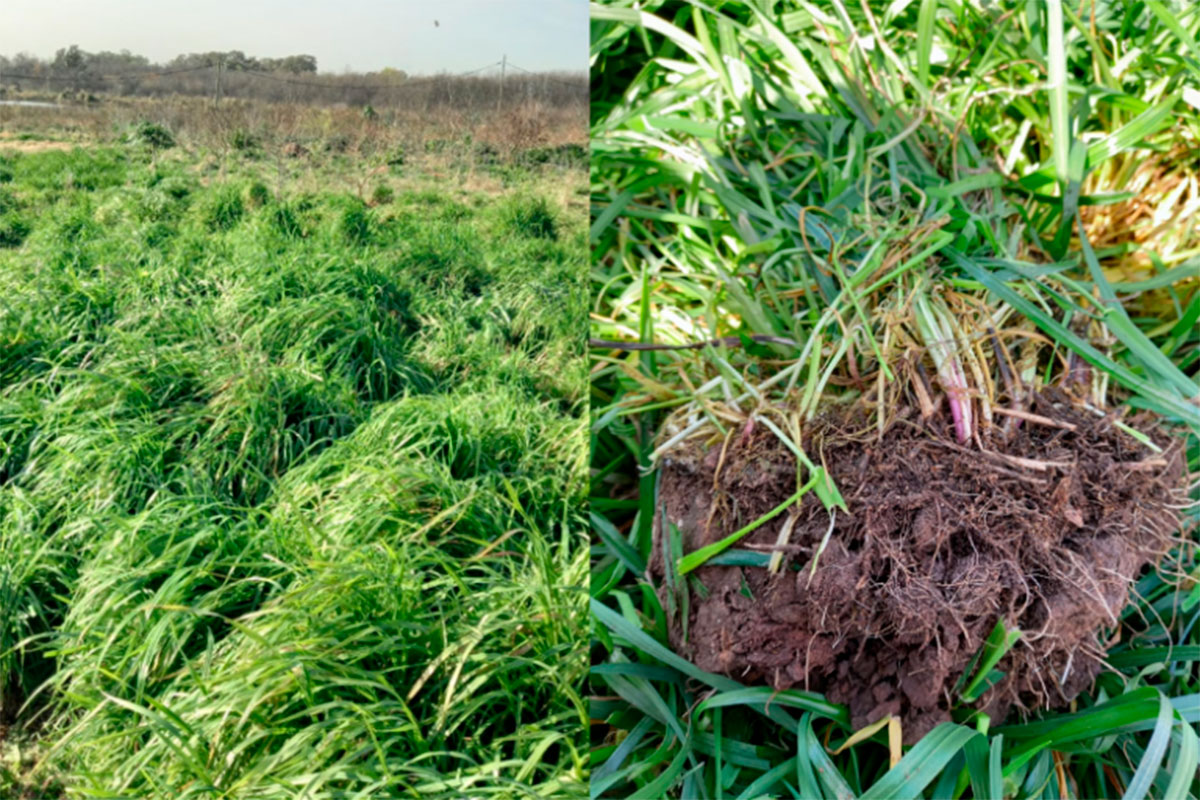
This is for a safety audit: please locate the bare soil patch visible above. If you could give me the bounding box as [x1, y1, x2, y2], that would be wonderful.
[0, 133, 80, 153]
[654, 392, 1188, 741]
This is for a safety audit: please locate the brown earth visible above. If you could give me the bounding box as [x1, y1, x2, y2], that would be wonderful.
[653, 392, 1189, 742]
[0, 133, 81, 153]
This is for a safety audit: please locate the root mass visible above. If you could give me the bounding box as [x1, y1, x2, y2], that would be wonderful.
[654, 393, 1188, 741]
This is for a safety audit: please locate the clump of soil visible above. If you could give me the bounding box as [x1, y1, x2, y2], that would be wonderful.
[654, 391, 1189, 742]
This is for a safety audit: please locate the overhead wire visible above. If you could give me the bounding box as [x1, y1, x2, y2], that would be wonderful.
[1, 60, 583, 93]
[235, 60, 504, 91]
[505, 62, 586, 87]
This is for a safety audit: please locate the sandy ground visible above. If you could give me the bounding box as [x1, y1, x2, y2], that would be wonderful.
[0, 132, 83, 153]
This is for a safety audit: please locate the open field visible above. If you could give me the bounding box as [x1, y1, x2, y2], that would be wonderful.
[1, 98, 588, 797]
[0, 48, 586, 170]
[590, 1, 1198, 798]
[0, 93, 586, 176]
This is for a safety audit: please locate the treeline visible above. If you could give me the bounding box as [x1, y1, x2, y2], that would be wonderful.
[0, 46, 586, 109]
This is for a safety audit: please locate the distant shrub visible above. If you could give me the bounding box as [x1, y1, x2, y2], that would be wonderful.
[245, 182, 271, 209]
[370, 184, 394, 206]
[0, 164, 13, 184]
[202, 186, 245, 231]
[323, 134, 352, 154]
[128, 121, 176, 150]
[230, 129, 261, 154]
[474, 143, 501, 166]
[501, 195, 557, 240]
[520, 143, 587, 168]
[0, 213, 30, 248]
[385, 146, 405, 169]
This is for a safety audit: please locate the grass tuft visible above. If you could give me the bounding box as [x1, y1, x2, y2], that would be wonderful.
[502, 194, 559, 240]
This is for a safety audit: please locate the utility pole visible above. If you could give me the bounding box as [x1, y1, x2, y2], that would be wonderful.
[498, 54, 506, 112]
[214, 55, 224, 106]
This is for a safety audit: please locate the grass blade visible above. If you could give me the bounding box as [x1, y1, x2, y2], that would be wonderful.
[1120, 693, 1173, 800]
[1047, 0, 1070, 187]
[916, 0, 937, 87]
[859, 723, 979, 800]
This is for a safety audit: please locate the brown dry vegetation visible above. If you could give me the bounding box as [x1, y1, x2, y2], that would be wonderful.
[0, 93, 585, 157]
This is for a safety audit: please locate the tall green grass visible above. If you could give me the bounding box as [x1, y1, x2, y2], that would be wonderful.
[0, 145, 588, 797]
[590, 1, 1199, 797]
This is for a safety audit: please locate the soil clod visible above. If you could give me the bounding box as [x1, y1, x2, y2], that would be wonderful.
[654, 392, 1188, 741]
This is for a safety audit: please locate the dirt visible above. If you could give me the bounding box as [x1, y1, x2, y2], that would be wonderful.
[0, 133, 81, 153]
[653, 391, 1189, 742]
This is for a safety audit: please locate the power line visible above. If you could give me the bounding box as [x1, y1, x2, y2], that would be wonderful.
[236, 60, 503, 91]
[2, 60, 584, 90]
[505, 62, 586, 87]
[0, 60, 578, 93]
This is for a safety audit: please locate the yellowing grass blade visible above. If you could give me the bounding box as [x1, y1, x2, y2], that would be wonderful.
[831, 714, 893, 755]
[889, 716, 903, 768]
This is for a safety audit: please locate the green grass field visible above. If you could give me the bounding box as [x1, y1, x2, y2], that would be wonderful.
[0, 138, 588, 797]
[590, 1, 1199, 798]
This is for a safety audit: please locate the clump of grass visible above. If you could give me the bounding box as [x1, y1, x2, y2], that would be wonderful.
[323, 133, 353, 154]
[200, 184, 245, 231]
[126, 120, 175, 150]
[336, 197, 376, 245]
[370, 183, 395, 206]
[385, 145, 406, 172]
[151, 173, 194, 201]
[244, 180, 271, 209]
[502, 194, 558, 240]
[229, 128, 261, 154]
[0, 213, 30, 248]
[268, 201, 305, 239]
[401, 218, 492, 295]
[590, 1, 1199, 798]
[520, 143, 588, 169]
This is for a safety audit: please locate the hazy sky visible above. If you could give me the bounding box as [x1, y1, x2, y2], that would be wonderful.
[1, 0, 586, 74]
